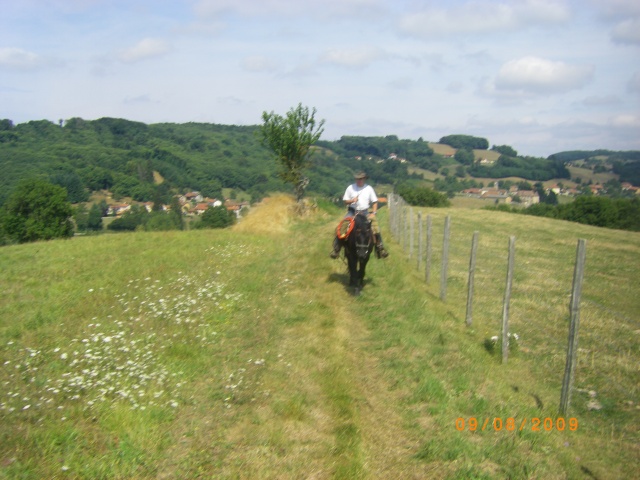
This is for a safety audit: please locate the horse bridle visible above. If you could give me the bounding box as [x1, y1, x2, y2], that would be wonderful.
[353, 211, 373, 254]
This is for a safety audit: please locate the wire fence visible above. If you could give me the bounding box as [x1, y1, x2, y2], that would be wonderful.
[386, 193, 639, 427]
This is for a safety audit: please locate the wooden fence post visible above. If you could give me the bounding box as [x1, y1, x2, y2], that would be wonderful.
[409, 208, 414, 259]
[502, 236, 516, 364]
[417, 212, 422, 271]
[560, 239, 587, 415]
[440, 216, 451, 301]
[388, 193, 394, 236]
[402, 206, 408, 253]
[466, 231, 479, 327]
[425, 215, 432, 284]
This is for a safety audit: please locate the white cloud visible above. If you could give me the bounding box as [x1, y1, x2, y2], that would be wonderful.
[611, 18, 640, 45]
[241, 56, 279, 73]
[0, 47, 50, 71]
[399, 0, 570, 39]
[591, 0, 640, 19]
[388, 77, 413, 90]
[609, 114, 640, 127]
[446, 81, 464, 94]
[320, 46, 387, 69]
[123, 94, 154, 105]
[193, 0, 386, 19]
[495, 56, 593, 94]
[582, 94, 621, 106]
[628, 72, 640, 94]
[118, 38, 170, 64]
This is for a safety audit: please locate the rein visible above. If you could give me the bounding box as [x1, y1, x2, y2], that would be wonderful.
[353, 212, 373, 253]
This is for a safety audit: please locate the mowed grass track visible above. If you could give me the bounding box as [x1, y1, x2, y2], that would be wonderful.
[1, 195, 638, 479]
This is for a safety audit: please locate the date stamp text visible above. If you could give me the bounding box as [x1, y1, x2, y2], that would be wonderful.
[455, 417, 578, 432]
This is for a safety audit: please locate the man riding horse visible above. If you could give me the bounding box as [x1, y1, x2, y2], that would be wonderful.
[330, 171, 389, 259]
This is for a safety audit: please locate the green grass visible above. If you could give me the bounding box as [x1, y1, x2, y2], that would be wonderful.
[1, 199, 638, 478]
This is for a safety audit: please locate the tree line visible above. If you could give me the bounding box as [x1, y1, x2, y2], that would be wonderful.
[0, 178, 236, 245]
[487, 196, 640, 232]
[2, 112, 639, 242]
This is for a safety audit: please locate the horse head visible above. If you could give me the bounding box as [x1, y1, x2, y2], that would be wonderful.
[353, 213, 373, 260]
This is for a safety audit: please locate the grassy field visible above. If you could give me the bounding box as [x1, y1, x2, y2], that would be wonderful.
[1, 195, 638, 478]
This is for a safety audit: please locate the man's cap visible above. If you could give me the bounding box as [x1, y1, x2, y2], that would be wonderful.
[354, 171, 368, 180]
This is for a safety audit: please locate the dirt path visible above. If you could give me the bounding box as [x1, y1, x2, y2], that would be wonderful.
[320, 262, 430, 479]
[216, 198, 433, 477]
[267, 210, 430, 478]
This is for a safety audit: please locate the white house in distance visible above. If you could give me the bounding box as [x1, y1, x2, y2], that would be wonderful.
[461, 186, 540, 206]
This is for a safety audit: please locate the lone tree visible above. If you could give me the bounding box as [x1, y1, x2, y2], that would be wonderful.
[260, 103, 325, 203]
[2, 178, 74, 243]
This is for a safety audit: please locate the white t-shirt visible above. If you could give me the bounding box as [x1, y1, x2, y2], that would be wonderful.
[343, 183, 378, 212]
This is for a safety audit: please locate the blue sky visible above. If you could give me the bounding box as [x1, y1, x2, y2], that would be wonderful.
[1, 0, 639, 157]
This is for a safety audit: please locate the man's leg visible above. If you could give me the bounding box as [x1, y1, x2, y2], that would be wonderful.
[370, 216, 389, 258]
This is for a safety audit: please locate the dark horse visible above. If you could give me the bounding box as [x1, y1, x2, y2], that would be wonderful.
[344, 212, 374, 295]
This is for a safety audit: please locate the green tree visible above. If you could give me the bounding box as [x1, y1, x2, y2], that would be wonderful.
[2, 178, 74, 243]
[87, 203, 103, 231]
[260, 104, 325, 203]
[439, 134, 489, 150]
[145, 212, 176, 231]
[51, 172, 89, 203]
[195, 206, 235, 229]
[454, 148, 474, 166]
[169, 196, 184, 230]
[492, 145, 518, 157]
[397, 184, 450, 207]
[74, 204, 89, 232]
[107, 205, 149, 231]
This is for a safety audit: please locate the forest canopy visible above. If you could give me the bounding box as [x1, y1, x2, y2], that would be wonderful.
[439, 134, 489, 150]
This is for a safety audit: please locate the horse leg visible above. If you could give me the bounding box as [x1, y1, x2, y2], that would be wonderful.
[351, 259, 366, 295]
[359, 259, 368, 289]
[347, 254, 358, 288]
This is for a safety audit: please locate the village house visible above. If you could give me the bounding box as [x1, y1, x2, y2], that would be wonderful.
[480, 188, 511, 203]
[180, 191, 203, 204]
[387, 153, 407, 163]
[107, 203, 131, 216]
[193, 203, 210, 215]
[516, 190, 540, 206]
[548, 184, 562, 195]
[224, 199, 250, 218]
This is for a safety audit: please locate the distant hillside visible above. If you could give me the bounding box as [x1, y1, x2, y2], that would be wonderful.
[0, 119, 416, 206]
[0, 118, 283, 206]
[1, 117, 638, 206]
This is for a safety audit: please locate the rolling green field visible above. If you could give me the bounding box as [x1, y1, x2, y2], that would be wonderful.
[1, 197, 638, 479]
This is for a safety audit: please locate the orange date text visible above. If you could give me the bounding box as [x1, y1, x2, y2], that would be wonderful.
[455, 417, 578, 432]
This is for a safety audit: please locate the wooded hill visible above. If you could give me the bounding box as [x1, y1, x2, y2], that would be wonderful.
[1, 118, 638, 206]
